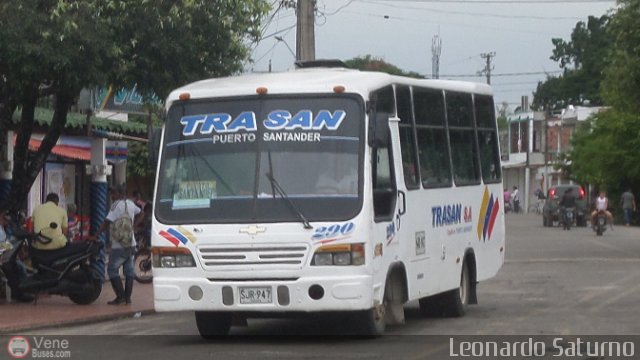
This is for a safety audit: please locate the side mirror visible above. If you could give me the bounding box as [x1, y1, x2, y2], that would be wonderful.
[368, 112, 391, 147]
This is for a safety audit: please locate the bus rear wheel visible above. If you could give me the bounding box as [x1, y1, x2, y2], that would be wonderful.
[419, 261, 470, 317]
[195, 311, 232, 338]
[442, 261, 470, 317]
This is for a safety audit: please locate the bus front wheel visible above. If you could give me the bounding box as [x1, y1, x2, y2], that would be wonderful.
[195, 311, 232, 338]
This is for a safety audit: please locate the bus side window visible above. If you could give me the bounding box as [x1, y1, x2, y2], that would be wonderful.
[446, 91, 481, 186]
[371, 86, 398, 222]
[373, 141, 397, 221]
[396, 85, 420, 189]
[475, 95, 502, 183]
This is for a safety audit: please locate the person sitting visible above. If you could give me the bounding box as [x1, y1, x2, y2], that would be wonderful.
[591, 190, 614, 229]
[31, 193, 68, 250]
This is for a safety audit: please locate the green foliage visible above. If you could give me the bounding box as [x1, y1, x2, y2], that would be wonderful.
[532, 15, 611, 110]
[0, 0, 271, 213]
[126, 113, 163, 179]
[570, 110, 640, 190]
[566, 1, 640, 199]
[345, 55, 425, 79]
[497, 115, 508, 131]
[601, 0, 640, 114]
[103, 0, 270, 100]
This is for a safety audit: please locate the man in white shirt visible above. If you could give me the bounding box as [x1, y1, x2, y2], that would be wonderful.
[91, 184, 143, 305]
[591, 190, 613, 229]
[511, 186, 520, 213]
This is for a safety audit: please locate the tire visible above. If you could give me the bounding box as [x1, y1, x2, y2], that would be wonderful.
[195, 312, 232, 338]
[419, 293, 445, 317]
[420, 261, 470, 318]
[354, 278, 390, 336]
[134, 248, 153, 284]
[354, 304, 386, 336]
[69, 277, 102, 305]
[442, 261, 470, 317]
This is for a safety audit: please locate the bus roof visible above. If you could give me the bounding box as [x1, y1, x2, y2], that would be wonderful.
[166, 67, 493, 105]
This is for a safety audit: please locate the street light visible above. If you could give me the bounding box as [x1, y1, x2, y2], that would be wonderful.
[274, 36, 296, 59]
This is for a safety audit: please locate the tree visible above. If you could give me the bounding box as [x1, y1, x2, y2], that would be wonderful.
[601, 0, 640, 114]
[0, 0, 270, 214]
[570, 110, 640, 196]
[532, 15, 611, 110]
[568, 0, 640, 203]
[345, 55, 425, 79]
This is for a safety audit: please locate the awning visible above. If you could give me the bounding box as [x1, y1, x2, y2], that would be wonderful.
[501, 159, 527, 169]
[28, 138, 91, 161]
[19, 134, 128, 162]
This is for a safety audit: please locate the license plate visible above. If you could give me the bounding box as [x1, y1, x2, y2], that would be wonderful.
[239, 286, 272, 304]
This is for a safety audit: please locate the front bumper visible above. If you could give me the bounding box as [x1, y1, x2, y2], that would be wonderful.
[154, 275, 373, 313]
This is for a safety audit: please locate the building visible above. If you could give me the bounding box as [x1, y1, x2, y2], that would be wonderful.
[500, 104, 606, 213]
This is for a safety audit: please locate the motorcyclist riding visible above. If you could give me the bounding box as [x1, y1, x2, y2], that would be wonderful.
[559, 188, 577, 229]
[560, 188, 577, 209]
[591, 190, 614, 230]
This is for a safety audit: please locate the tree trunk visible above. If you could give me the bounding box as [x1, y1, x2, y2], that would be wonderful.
[3, 90, 73, 216]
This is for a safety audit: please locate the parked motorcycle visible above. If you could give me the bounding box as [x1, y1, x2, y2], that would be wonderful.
[0, 225, 103, 304]
[133, 228, 152, 284]
[561, 207, 575, 230]
[593, 210, 608, 236]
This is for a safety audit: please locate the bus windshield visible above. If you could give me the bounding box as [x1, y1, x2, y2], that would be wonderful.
[155, 95, 364, 225]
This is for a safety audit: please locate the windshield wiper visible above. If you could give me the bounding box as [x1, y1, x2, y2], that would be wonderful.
[265, 170, 313, 230]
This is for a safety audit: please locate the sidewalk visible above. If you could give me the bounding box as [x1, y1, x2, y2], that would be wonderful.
[0, 281, 154, 334]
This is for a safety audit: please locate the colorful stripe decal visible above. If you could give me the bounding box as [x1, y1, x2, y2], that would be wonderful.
[488, 199, 500, 239]
[477, 186, 500, 242]
[483, 196, 494, 240]
[176, 226, 197, 243]
[477, 187, 490, 240]
[159, 230, 181, 246]
[167, 228, 190, 245]
[159, 227, 198, 247]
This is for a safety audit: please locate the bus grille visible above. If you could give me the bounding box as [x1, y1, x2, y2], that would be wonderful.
[196, 244, 309, 269]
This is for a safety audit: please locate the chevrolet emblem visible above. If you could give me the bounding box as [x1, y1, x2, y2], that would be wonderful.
[239, 225, 267, 235]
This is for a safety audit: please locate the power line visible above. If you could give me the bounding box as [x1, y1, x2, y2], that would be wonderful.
[342, 10, 578, 36]
[440, 70, 562, 78]
[357, 0, 613, 3]
[355, 0, 594, 20]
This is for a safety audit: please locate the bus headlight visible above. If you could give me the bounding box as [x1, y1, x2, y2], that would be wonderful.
[313, 252, 333, 266]
[152, 247, 196, 268]
[311, 243, 365, 266]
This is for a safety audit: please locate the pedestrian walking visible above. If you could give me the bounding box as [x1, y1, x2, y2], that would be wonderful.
[620, 189, 636, 226]
[512, 186, 520, 213]
[91, 184, 143, 305]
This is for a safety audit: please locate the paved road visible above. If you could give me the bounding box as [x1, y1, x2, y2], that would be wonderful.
[13, 214, 640, 359]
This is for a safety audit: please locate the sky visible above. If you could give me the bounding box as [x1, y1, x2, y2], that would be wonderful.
[246, 0, 617, 111]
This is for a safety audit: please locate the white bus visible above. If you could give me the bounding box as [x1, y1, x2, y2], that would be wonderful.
[152, 62, 505, 337]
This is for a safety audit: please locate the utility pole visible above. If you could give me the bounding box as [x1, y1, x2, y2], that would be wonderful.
[480, 52, 496, 85]
[431, 34, 442, 79]
[296, 0, 315, 61]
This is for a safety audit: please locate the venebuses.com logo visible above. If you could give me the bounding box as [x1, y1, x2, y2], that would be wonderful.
[6, 336, 30, 359]
[5, 335, 72, 359]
